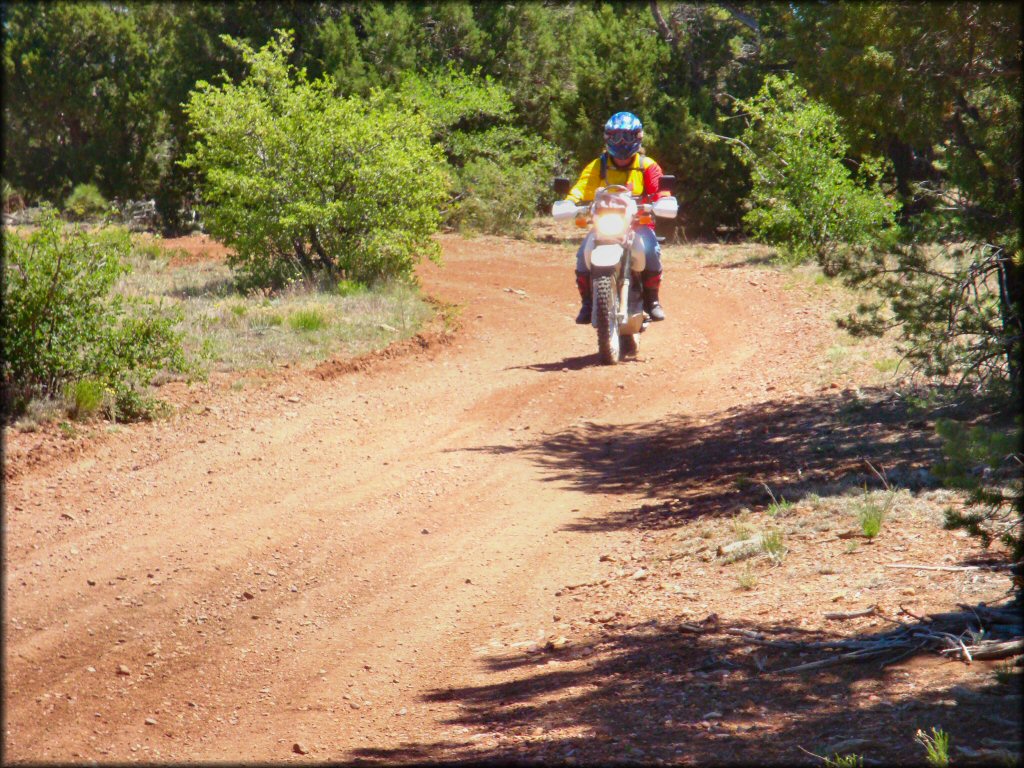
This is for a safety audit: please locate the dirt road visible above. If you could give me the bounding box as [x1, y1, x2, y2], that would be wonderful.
[4, 234, 1013, 763]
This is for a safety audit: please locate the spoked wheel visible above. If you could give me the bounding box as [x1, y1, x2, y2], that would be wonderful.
[594, 274, 620, 365]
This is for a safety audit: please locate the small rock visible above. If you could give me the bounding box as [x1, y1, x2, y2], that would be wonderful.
[144, 717, 157, 726]
[87, 579, 96, 586]
[350, 702, 361, 710]
[421, 529, 430, 535]
[901, 587, 916, 596]
[286, 396, 300, 403]
[546, 636, 570, 651]
[242, 591, 255, 600]
[599, 554, 615, 562]
[702, 711, 723, 720]
[292, 743, 309, 755]
[86, 666, 96, 673]
[631, 569, 648, 581]
[116, 665, 131, 676]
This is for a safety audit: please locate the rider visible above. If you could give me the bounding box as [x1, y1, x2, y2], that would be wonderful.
[563, 111, 669, 324]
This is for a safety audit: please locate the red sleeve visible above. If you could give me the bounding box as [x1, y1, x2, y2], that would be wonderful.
[642, 161, 669, 200]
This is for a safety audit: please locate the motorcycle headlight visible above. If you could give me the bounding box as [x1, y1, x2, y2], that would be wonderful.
[596, 213, 626, 237]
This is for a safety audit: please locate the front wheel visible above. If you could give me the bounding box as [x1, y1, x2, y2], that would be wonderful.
[594, 274, 620, 365]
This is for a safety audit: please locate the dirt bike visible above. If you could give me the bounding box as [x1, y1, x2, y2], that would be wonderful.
[551, 176, 678, 364]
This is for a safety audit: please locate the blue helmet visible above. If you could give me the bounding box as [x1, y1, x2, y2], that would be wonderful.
[604, 112, 643, 160]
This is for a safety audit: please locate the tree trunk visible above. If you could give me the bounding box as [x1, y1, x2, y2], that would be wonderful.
[308, 226, 337, 278]
[998, 251, 1023, 396]
[293, 239, 316, 280]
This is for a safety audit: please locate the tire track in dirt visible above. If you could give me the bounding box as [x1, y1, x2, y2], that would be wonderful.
[3, 234, 831, 761]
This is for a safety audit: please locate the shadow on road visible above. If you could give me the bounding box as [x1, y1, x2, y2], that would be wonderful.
[350, 603, 1020, 764]
[506, 354, 600, 372]
[473, 386, 944, 533]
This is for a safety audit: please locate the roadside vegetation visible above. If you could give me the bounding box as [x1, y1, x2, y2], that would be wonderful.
[3, 219, 431, 428]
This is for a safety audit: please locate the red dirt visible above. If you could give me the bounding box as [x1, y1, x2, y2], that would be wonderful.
[162, 233, 234, 266]
[3, 232, 1018, 764]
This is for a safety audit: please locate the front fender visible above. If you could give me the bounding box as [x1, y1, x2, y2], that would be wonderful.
[589, 244, 623, 270]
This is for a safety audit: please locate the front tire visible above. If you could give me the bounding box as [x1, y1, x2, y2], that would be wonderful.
[594, 274, 620, 365]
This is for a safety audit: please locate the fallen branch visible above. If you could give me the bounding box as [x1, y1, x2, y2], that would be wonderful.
[721, 627, 803, 650]
[886, 563, 1018, 572]
[942, 638, 1024, 661]
[773, 647, 892, 674]
[824, 605, 878, 620]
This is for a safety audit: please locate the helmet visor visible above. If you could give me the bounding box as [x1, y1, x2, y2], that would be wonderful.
[605, 129, 641, 158]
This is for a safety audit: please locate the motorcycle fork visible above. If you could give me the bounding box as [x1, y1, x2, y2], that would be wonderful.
[618, 271, 631, 324]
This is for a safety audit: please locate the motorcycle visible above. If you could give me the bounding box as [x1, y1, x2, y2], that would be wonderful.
[551, 176, 678, 364]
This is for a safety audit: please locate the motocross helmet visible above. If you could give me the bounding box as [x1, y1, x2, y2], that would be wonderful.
[604, 112, 643, 160]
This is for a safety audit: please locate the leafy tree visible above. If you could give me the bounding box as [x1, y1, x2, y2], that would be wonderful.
[378, 67, 560, 236]
[782, 3, 1024, 395]
[2, 2, 162, 202]
[726, 74, 900, 271]
[313, 11, 372, 97]
[142, 1, 339, 229]
[780, 3, 1021, 209]
[472, 2, 577, 144]
[560, 4, 671, 163]
[182, 30, 448, 288]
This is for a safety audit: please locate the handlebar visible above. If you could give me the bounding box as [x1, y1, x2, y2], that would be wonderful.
[552, 190, 678, 221]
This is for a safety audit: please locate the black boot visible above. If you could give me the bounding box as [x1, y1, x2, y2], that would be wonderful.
[642, 270, 666, 321]
[575, 271, 592, 324]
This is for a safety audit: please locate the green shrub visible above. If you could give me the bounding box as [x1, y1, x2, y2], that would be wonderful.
[760, 529, 787, 564]
[63, 378, 106, 420]
[915, 727, 950, 768]
[859, 504, 885, 539]
[737, 564, 758, 590]
[182, 30, 448, 290]
[248, 311, 284, 331]
[2, 208, 189, 420]
[727, 74, 900, 273]
[109, 381, 170, 422]
[3, 178, 26, 212]
[289, 308, 327, 332]
[64, 183, 110, 221]
[336, 279, 367, 297]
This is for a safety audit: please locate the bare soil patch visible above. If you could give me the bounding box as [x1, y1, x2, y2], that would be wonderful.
[162, 232, 234, 266]
[3, 231, 1018, 764]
